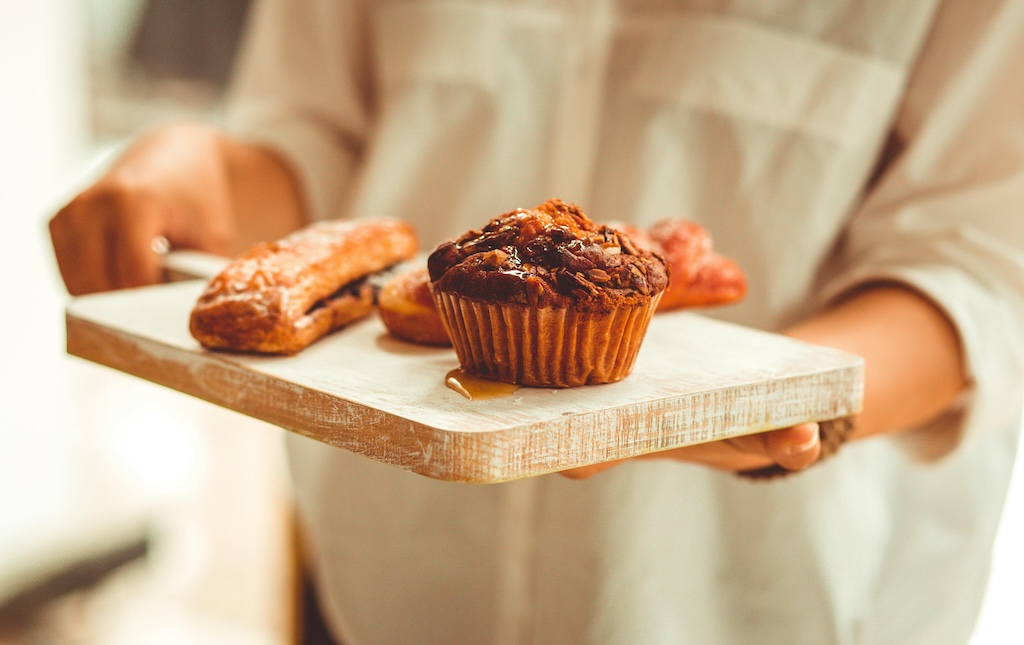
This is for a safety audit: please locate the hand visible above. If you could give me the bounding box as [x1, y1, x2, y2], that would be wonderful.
[49, 124, 238, 295]
[560, 282, 970, 481]
[559, 422, 821, 479]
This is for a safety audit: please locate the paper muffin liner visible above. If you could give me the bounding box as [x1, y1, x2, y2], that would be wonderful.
[433, 292, 662, 387]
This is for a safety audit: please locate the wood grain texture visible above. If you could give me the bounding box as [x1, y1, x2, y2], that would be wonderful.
[65, 281, 863, 483]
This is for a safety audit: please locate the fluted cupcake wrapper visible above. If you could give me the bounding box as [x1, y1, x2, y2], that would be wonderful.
[433, 292, 662, 388]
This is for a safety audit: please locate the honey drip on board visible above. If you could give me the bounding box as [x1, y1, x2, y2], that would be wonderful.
[445, 369, 520, 400]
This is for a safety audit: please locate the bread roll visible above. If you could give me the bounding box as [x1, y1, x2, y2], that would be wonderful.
[378, 267, 451, 346]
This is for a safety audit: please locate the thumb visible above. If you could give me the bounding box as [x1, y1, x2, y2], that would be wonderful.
[764, 422, 821, 471]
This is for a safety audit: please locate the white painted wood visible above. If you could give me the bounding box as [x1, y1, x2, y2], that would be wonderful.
[65, 281, 863, 483]
[160, 250, 229, 282]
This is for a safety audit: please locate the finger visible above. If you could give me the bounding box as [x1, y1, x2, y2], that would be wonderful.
[763, 422, 821, 471]
[49, 200, 113, 295]
[670, 437, 771, 472]
[559, 422, 823, 480]
[107, 198, 166, 290]
[724, 423, 821, 472]
[558, 460, 622, 480]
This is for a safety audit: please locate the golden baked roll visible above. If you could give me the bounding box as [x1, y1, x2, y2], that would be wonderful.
[378, 267, 451, 347]
[190, 218, 418, 354]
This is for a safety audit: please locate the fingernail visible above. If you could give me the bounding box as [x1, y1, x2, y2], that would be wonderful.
[787, 424, 820, 455]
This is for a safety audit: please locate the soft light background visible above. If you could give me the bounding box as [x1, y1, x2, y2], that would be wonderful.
[1, 2, 292, 644]
[0, 1, 1020, 643]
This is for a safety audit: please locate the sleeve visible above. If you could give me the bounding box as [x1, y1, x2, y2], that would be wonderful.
[820, 0, 1024, 459]
[223, 0, 371, 222]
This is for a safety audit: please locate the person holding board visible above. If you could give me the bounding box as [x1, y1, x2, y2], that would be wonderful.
[49, 1, 1024, 643]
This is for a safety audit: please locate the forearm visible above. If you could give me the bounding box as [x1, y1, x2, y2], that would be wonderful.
[784, 283, 968, 439]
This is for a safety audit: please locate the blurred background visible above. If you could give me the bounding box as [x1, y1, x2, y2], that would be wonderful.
[1, 2, 294, 644]
[0, 1, 1021, 643]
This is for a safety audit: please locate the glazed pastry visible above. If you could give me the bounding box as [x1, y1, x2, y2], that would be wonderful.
[646, 219, 746, 310]
[378, 267, 452, 347]
[190, 219, 418, 354]
[428, 198, 668, 387]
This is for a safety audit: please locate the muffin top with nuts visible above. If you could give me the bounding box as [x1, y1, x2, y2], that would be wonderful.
[427, 199, 669, 313]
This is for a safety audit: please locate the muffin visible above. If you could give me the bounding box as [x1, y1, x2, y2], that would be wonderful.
[427, 199, 669, 387]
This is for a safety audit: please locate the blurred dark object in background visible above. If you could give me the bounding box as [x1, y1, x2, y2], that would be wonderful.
[88, 0, 252, 140]
[0, 526, 150, 645]
[130, 0, 251, 88]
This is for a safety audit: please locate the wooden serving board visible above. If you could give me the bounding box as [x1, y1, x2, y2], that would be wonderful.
[65, 281, 863, 483]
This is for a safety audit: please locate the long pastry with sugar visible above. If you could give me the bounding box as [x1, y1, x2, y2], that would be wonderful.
[190, 219, 418, 354]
